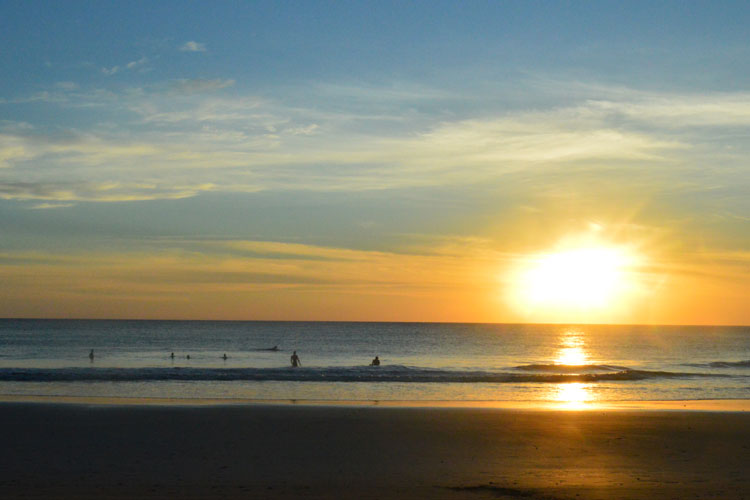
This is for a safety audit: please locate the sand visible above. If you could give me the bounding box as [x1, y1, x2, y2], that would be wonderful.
[1, 402, 748, 499]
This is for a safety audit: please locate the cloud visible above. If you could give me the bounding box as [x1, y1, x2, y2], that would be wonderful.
[286, 124, 319, 136]
[29, 202, 75, 210]
[0, 96, 690, 201]
[0, 181, 217, 203]
[126, 57, 148, 70]
[102, 57, 148, 76]
[2, 91, 69, 104]
[2, 78, 749, 205]
[54, 82, 79, 91]
[388, 117, 681, 168]
[586, 93, 750, 128]
[0, 237, 498, 294]
[180, 41, 207, 52]
[0, 121, 34, 132]
[0, 134, 37, 168]
[168, 78, 235, 94]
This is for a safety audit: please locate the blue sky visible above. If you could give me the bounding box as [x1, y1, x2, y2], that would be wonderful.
[1, 1, 749, 323]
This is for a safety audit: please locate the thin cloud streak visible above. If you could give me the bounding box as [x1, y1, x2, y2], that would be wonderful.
[102, 57, 149, 76]
[180, 41, 207, 52]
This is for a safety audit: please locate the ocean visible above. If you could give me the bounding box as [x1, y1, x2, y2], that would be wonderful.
[0, 319, 748, 405]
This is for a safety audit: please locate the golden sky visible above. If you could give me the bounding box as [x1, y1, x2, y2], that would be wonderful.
[1, 2, 749, 324]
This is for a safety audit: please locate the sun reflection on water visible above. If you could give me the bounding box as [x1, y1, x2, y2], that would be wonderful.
[553, 382, 593, 409]
[555, 345, 587, 366]
[551, 331, 596, 409]
[554, 331, 588, 366]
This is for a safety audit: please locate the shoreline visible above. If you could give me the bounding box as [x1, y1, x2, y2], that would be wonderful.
[1, 393, 749, 411]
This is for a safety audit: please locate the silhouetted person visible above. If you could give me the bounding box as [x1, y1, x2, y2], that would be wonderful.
[170, 352, 175, 359]
[222, 353, 228, 360]
[186, 354, 191, 360]
[291, 351, 301, 367]
[370, 356, 380, 366]
[88, 349, 94, 361]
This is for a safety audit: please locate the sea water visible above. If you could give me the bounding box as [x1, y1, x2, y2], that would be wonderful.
[0, 319, 748, 404]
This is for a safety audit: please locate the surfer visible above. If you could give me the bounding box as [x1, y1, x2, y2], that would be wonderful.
[222, 353, 228, 360]
[170, 352, 175, 359]
[88, 349, 94, 361]
[291, 351, 301, 367]
[370, 356, 380, 366]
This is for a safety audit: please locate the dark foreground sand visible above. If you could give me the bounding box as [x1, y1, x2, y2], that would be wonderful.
[1, 403, 748, 499]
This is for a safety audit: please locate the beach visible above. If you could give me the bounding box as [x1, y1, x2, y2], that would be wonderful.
[1, 401, 748, 499]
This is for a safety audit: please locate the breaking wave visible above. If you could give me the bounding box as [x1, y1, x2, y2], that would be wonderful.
[684, 360, 750, 368]
[710, 360, 750, 368]
[514, 363, 628, 373]
[0, 365, 731, 383]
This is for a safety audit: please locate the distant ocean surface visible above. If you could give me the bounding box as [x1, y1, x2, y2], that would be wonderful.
[0, 320, 748, 404]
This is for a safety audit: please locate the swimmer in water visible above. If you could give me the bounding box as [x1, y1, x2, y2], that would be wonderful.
[370, 355, 380, 366]
[290, 351, 301, 367]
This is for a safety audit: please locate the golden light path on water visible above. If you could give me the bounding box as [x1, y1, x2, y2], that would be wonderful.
[555, 331, 587, 365]
[551, 330, 595, 409]
[554, 383, 594, 409]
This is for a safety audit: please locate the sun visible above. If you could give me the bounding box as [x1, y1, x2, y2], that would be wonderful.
[511, 243, 639, 315]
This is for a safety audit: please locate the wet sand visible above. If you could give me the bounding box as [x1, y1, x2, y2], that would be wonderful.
[1, 402, 748, 499]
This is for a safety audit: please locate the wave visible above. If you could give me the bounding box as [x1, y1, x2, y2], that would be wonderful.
[514, 363, 628, 373]
[684, 360, 750, 369]
[0, 365, 731, 384]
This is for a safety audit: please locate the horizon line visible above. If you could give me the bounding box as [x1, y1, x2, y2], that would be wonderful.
[1, 317, 747, 328]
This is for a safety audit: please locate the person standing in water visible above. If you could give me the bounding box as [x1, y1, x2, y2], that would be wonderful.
[290, 351, 301, 367]
[370, 356, 380, 366]
[88, 349, 94, 361]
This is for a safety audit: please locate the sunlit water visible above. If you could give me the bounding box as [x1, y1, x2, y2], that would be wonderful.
[0, 320, 748, 405]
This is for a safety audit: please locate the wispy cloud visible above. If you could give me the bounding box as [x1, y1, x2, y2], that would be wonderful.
[0, 238, 497, 297]
[29, 202, 75, 210]
[586, 93, 750, 128]
[102, 56, 148, 76]
[168, 78, 235, 94]
[0, 134, 37, 168]
[54, 81, 79, 91]
[180, 41, 206, 52]
[0, 180, 217, 203]
[1, 79, 748, 205]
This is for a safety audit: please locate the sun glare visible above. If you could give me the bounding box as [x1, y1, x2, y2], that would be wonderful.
[555, 345, 587, 366]
[553, 382, 593, 409]
[511, 242, 640, 316]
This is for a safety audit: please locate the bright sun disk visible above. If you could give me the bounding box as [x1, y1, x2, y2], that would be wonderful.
[514, 245, 636, 313]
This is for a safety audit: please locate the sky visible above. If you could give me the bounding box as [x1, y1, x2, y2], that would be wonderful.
[1, 0, 749, 324]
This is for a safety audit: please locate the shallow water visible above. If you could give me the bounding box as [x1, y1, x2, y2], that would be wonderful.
[0, 319, 748, 404]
